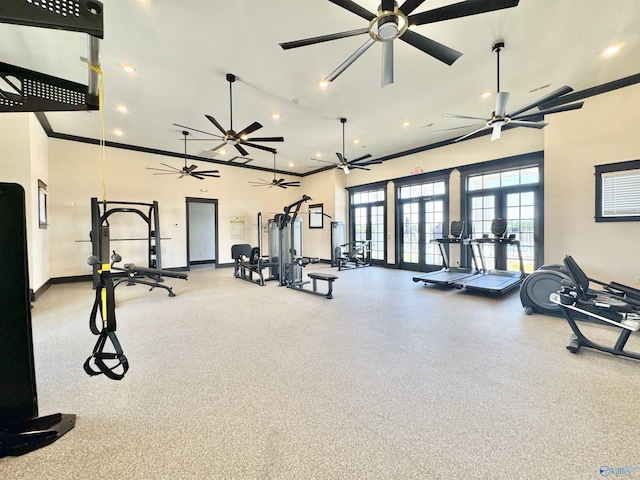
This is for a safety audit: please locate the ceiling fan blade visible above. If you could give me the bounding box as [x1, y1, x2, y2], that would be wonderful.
[409, 0, 520, 26]
[173, 123, 223, 139]
[237, 121, 263, 138]
[208, 143, 227, 152]
[187, 164, 198, 172]
[495, 91, 510, 117]
[350, 153, 372, 164]
[399, 0, 427, 15]
[381, 0, 394, 11]
[491, 124, 502, 141]
[508, 120, 548, 129]
[399, 29, 462, 65]
[309, 157, 338, 165]
[336, 152, 345, 164]
[536, 102, 584, 115]
[328, 0, 376, 21]
[146, 167, 176, 172]
[381, 40, 394, 87]
[349, 165, 372, 171]
[234, 144, 249, 156]
[433, 123, 484, 133]
[197, 169, 221, 174]
[279, 28, 369, 50]
[506, 85, 573, 118]
[242, 142, 277, 154]
[357, 159, 383, 166]
[204, 115, 227, 136]
[190, 173, 206, 180]
[245, 136, 284, 142]
[150, 172, 182, 175]
[454, 125, 491, 142]
[324, 37, 377, 83]
[282, 182, 301, 187]
[443, 113, 488, 121]
[199, 173, 221, 178]
[160, 163, 181, 171]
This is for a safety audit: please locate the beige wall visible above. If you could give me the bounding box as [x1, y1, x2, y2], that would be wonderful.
[2, 82, 640, 286]
[544, 82, 640, 284]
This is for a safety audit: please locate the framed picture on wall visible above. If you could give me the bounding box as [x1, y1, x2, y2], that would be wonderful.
[309, 203, 323, 229]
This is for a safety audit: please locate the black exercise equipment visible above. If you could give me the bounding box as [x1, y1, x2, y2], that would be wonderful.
[232, 243, 268, 286]
[85, 253, 129, 380]
[90, 198, 186, 295]
[551, 255, 640, 361]
[520, 264, 572, 316]
[1, 183, 75, 457]
[454, 218, 525, 295]
[413, 221, 479, 287]
[335, 240, 371, 271]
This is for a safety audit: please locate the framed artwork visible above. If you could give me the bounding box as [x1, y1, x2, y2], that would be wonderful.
[309, 203, 323, 229]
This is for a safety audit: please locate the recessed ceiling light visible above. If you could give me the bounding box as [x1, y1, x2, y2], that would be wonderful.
[402, 121, 411, 127]
[121, 64, 136, 73]
[288, 162, 294, 167]
[271, 112, 280, 119]
[315, 152, 322, 157]
[112, 129, 123, 136]
[353, 138, 360, 144]
[318, 80, 329, 88]
[115, 104, 128, 112]
[603, 44, 621, 56]
[219, 149, 226, 155]
[481, 91, 491, 98]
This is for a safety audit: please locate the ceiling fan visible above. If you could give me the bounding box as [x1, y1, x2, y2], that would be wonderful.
[437, 42, 585, 142]
[248, 152, 301, 189]
[279, 0, 520, 87]
[146, 131, 221, 180]
[313, 118, 382, 174]
[174, 73, 284, 156]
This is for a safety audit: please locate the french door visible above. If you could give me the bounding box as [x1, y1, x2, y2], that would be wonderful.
[399, 198, 444, 271]
[467, 188, 537, 273]
[351, 204, 385, 264]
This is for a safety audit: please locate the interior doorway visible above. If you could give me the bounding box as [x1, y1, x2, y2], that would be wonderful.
[186, 197, 218, 269]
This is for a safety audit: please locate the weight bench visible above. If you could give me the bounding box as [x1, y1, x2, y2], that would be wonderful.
[305, 272, 338, 299]
[113, 263, 188, 297]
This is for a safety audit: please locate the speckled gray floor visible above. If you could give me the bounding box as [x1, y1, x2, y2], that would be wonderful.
[2, 265, 639, 479]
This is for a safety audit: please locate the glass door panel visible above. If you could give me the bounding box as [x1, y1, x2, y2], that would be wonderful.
[402, 202, 419, 264]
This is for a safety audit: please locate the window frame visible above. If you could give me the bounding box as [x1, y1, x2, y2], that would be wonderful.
[595, 159, 640, 222]
[38, 179, 48, 229]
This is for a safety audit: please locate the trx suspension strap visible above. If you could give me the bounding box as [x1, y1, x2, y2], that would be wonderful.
[84, 261, 128, 380]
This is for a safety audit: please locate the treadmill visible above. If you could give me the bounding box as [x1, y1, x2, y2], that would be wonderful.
[454, 218, 525, 295]
[413, 221, 479, 287]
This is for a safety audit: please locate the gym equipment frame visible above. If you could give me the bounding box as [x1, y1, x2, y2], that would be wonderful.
[271, 195, 338, 299]
[1, 183, 75, 457]
[90, 198, 186, 295]
[0, 0, 103, 112]
[335, 239, 371, 271]
[551, 255, 640, 361]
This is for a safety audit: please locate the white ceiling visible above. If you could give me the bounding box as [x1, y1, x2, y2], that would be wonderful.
[1, 0, 639, 176]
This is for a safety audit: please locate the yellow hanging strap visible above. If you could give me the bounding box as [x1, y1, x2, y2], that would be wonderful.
[88, 63, 107, 202]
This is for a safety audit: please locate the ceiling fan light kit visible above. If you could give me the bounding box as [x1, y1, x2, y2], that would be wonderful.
[280, 0, 521, 87]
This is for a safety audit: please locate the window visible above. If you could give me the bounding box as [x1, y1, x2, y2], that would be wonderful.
[595, 160, 640, 222]
[38, 180, 47, 228]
